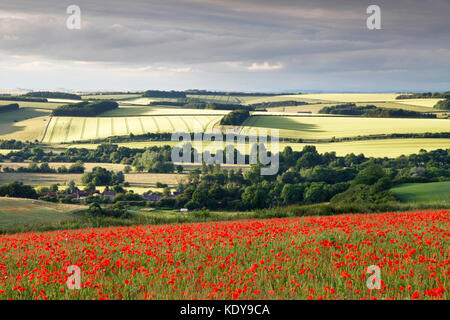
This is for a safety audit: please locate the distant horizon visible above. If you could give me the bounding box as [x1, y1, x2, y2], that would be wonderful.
[0, 88, 444, 94]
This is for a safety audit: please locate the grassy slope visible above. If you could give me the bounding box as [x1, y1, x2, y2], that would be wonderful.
[391, 181, 450, 202]
[0, 108, 51, 141]
[0, 197, 84, 228]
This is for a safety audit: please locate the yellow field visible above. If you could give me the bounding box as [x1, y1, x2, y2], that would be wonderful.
[81, 94, 142, 100]
[0, 172, 186, 188]
[0, 162, 128, 172]
[395, 99, 444, 108]
[242, 115, 450, 139]
[42, 115, 223, 143]
[266, 102, 437, 114]
[0, 100, 64, 110]
[100, 106, 229, 117]
[293, 93, 401, 102]
[57, 138, 450, 159]
[0, 108, 51, 142]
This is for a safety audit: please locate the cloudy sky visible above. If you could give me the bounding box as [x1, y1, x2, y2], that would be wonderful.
[1, 0, 449, 92]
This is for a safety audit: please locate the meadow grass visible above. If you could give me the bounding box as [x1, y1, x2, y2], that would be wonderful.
[0, 197, 84, 229]
[391, 181, 450, 203]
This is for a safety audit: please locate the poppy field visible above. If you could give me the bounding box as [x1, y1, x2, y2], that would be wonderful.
[0, 209, 448, 300]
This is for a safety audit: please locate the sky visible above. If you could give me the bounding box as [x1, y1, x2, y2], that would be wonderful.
[0, 0, 449, 92]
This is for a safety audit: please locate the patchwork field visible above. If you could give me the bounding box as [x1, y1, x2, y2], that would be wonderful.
[0, 197, 83, 229]
[395, 99, 444, 108]
[0, 172, 185, 188]
[0, 162, 128, 172]
[242, 116, 450, 139]
[0, 100, 64, 110]
[0, 108, 50, 141]
[267, 102, 441, 114]
[42, 115, 223, 143]
[100, 106, 229, 117]
[391, 182, 450, 203]
[81, 94, 142, 100]
[56, 138, 450, 158]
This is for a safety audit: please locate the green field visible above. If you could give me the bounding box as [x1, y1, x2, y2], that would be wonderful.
[242, 115, 450, 139]
[391, 182, 450, 202]
[0, 197, 83, 229]
[42, 114, 223, 143]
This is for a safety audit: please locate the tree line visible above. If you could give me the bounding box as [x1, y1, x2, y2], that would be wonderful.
[23, 91, 82, 100]
[52, 101, 118, 116]
[0, 103, 19, 113]
[319, 103, 437, 118]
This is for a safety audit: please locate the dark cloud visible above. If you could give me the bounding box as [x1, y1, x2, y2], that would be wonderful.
[0, 0, 449, 91]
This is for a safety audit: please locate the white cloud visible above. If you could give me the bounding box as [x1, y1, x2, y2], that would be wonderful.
[247, 61, 284, 71]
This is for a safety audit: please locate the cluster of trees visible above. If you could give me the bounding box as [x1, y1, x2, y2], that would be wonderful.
[0, 103, 19, 113]
[184, 90, 296, 96]
[87, 202, 130, 218]
[0, 96, 47, 102]
[183, 102, 254, 111]
[2, 161, 85, 174]
[143, 90, 187, 98]
[81, 167, 124, 187]
[132, 148, 174, 173]
[397, 92, 450, 99]
[220, 110, 250, 125]
[249, 100, 308, 109]
[0, 140, 35, 150]
[434, 99, 450, 110]
[23, 91, 82, 100]
[319, 103, 436, 118]
[0, 144, 174, 174]
[0, 182, 37, 199]
[52, 101, 118, 116]
[151, 146, 449, 211]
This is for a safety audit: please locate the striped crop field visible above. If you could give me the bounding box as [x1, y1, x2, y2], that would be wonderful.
[42, 115, 223, 143]
[241, 115, 450, 140]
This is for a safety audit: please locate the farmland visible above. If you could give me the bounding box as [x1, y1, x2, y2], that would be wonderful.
[0, 209, 447, 300]
[242, 116, 450, 139]
[0, 172, 185, 188]
[59, 138, 450, 158]
[391, 182, 450, 203]
[0, 108, 50, 141]
[42, 114, 223, 143]
[0, 197, 83, 229]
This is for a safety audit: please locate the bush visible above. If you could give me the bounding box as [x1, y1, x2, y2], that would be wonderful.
[220, 110, 250, 125]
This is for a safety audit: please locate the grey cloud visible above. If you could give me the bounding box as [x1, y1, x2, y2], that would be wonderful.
[0, 0, 449, 91]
